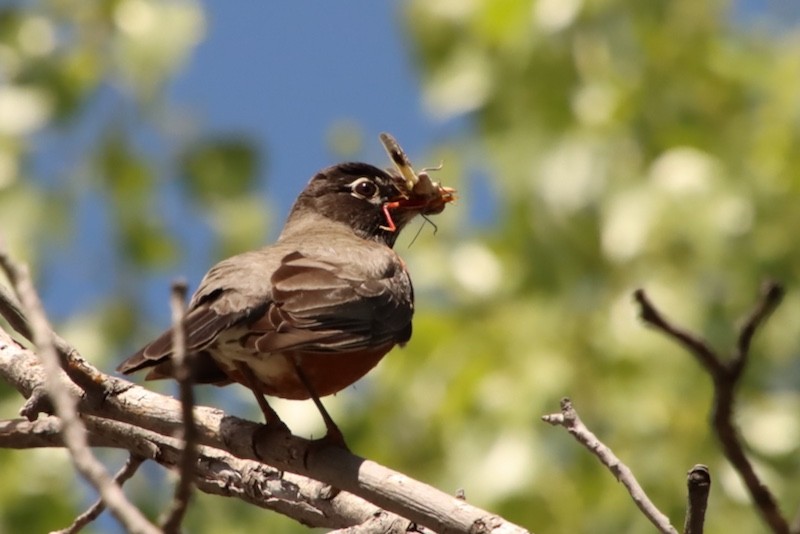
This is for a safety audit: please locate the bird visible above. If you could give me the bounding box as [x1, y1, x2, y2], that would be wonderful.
[117, 133, 455, 445]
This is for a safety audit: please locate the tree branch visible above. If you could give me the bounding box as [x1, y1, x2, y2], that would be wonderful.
[734, 282, 783, 375]
[634, 284, 790, 534]
[159, 280, 197, 533]
[55, 455, 146, 534]
[542, 398, 679, 534]
[632, 289, 723, 376]
[0, 248, 160, 534]
[0, 325, 529, 534]
[0, 261, 111, 402]
[328, 511, 417, 534]
[683, 464, 710, 534]
[0, 415, 396, 530]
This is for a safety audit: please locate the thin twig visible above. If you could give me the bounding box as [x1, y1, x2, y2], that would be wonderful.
[56, 455, 146, 534]
[0, 282, 31, 336]
[0, 271, 109, 402]
[683, 464, 710, 534]
[634, 285, 790, 534]
[732, 281, 784, 378]
[542, 398, 679, 534]
[633, 289, 724, 376]
[0, 248, 159, 534]
[159, 280, 198, 533]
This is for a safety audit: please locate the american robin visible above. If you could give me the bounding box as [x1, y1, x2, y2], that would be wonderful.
[117, 134, 455, 443]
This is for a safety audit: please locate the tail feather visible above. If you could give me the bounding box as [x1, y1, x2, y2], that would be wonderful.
[116, 327, 173, 374]
[117, 305, 243, 376]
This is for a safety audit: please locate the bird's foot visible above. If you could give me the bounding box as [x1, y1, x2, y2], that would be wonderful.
[314, 425, 349, 451]
[303, 429, 349, 471]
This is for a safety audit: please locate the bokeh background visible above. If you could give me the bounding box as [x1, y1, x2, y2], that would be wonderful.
[2, 1, 800, 532]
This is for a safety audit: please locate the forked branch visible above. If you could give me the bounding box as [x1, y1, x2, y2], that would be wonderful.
[634, 284, 789, 534]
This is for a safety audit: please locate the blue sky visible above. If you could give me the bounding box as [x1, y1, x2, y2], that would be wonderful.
[172, 1, 444, 219]
[37, 1, 468, 322]
[35, 0, 796, 323]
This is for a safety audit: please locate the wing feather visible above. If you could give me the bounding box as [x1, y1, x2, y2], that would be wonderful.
[254, 251, 412, 354]
[119, 247, 413, 377]
[116, 303, 250, 374]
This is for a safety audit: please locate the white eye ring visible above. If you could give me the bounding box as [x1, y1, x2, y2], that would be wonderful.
[349, 177, 380, 200]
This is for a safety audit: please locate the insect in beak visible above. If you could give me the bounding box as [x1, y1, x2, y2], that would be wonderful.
[378, 133, 457, 232]
[379, 132, 418, 192]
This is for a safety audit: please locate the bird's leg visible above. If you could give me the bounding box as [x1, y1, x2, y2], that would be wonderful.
[289, 358, 348, 448]
[234, 361, 287, 430]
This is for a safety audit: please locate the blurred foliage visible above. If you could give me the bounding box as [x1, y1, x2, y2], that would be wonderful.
[1, 0, 800, 534]
[0, 0, 264, 531]
[180, 136, 259, 205]
[392, 0, 800, 532]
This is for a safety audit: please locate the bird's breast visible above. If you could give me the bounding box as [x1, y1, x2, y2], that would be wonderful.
[208, 328, 394, 400]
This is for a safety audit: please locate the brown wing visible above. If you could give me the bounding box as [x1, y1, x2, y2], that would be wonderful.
[117, 249, 413, 378]
[115, 293, 260, 382]
[117, 248, 278, 378]
[253, 251, 413, 354]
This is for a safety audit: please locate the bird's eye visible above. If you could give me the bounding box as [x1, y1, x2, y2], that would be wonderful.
[350, 178, 379, 199]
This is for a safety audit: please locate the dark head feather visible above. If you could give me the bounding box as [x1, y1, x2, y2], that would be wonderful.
[285, 163, 413, 247]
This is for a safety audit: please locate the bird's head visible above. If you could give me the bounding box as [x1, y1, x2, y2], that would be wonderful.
[286, 159, 455, 247]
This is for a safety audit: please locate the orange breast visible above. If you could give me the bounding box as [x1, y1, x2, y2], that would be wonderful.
[219, 343, 395, 400]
